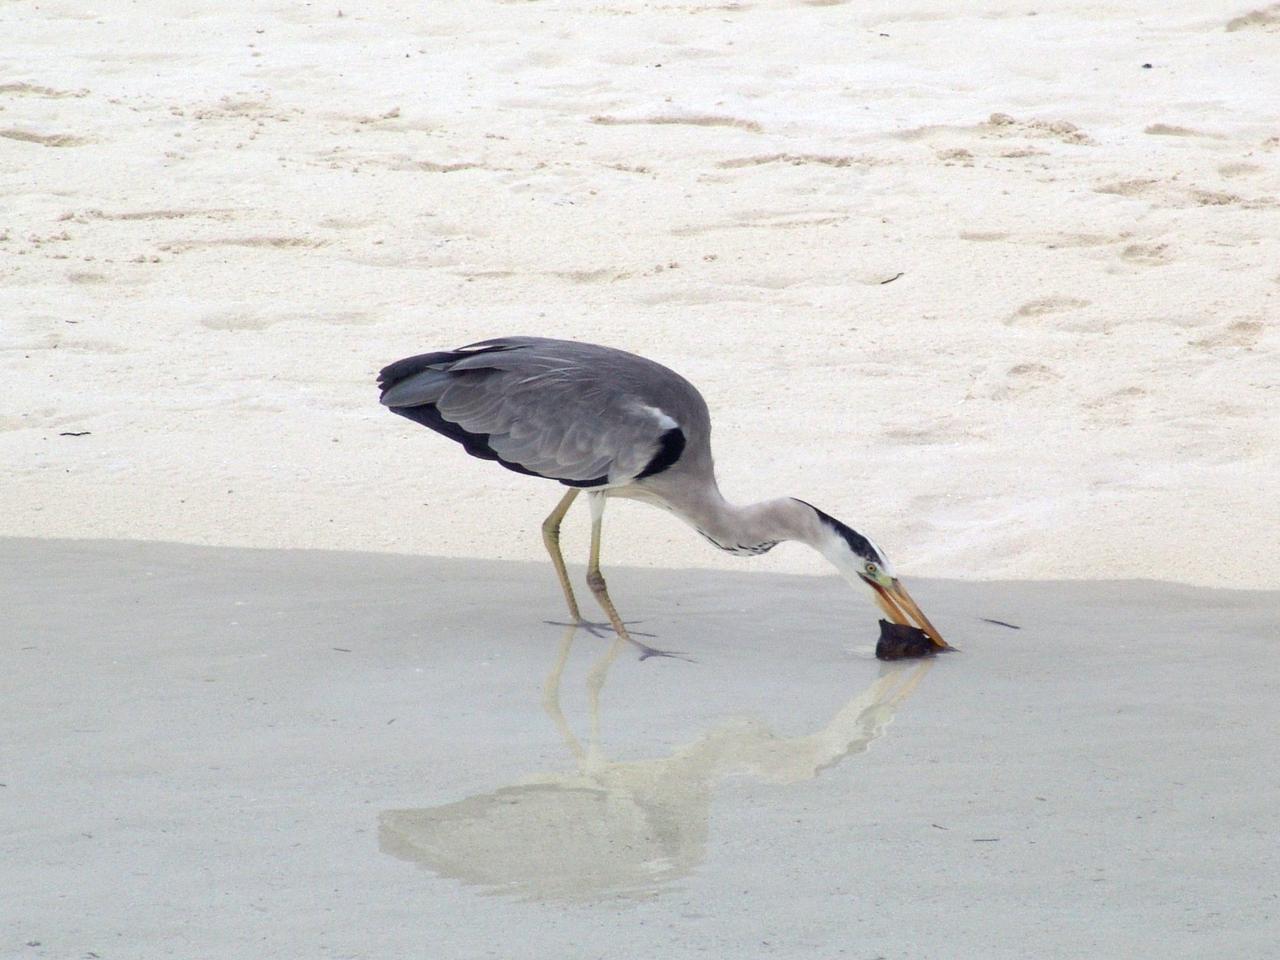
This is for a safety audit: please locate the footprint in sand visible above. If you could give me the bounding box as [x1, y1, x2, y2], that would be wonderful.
[0, 129, 93, 147]
[66, 208, 238, 223]
[671, 209, 849, 236]
[1, 409, 98, 433]
[1190, 189, 1244, 207]
[1144, 123, 1224, 139]
[881, 425, 945, 445]
[1007, 362, 1062, 384]
[1189, 320, 1264, 351]
[200, 309, 282, 332]
[393, 159, 486, 174]
[893, 112, 1093, 147]
[989, 362, 1063, 400]
[318, 216, 376, 230]
[0, 82, 89, 98]
[717, 153, 883, 170]
[1010, 297, 1091, 322]
[1226, 5, 1280, 31]
[549, 268, 627, 284]
[160, 236, 321, 253]
[931, 112, 1096, 146]
[1098, 178, 1260, 210]
[1083, 386, 1149, 426]
[202, 312, 368, 335]
[1095, 178, 1158, 197]
[1042, 232, 1118, 250]
[591, 114, 763, 134]
[1120, 242, 1173, 266]
[882, 417, 978, 445]
[1218, 162, 1263, 178]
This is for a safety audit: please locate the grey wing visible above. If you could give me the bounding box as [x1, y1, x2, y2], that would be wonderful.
[378, 339, 685, 486]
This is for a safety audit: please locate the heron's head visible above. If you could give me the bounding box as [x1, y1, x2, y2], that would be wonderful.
[797, 500, 948, 650]
[852, 552, 948, 649]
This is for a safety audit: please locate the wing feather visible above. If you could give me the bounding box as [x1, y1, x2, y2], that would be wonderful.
[379, 338, 690, 486]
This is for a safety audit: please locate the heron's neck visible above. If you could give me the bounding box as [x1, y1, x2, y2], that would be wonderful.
[669, 487, 854, 570]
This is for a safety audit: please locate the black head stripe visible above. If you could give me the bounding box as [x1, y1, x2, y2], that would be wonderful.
[793, 500, 881, 563]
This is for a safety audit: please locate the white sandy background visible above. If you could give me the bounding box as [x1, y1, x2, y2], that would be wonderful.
[3, 1, 1278, 587]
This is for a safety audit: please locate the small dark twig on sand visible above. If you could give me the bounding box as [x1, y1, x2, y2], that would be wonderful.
[979, 617, 1021, 629]
[880, 272, 904, 285]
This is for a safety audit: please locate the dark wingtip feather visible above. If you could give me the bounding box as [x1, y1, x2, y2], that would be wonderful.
[377, 341, 525, 395]
[377, 351, 455, 394]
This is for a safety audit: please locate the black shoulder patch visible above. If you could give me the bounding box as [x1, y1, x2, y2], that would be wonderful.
[635, 427, 686, 481]
[793, 500, 879, 562]
[388, 403, 607, 488]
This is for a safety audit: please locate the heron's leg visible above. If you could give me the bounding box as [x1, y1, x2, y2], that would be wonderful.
[541, 487, 582, 621]
[542, 488, 656, 638]
[585, 493, 690, 662]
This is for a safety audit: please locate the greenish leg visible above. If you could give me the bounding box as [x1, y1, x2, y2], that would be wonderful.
[541, 487, 581, 621]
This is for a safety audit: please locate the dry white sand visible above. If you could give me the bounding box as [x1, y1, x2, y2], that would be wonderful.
[3, 1, 1279, 587]
[4, 539, 1278, 958]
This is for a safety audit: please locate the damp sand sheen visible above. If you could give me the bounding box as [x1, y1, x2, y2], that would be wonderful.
[4, 539, 1277, 958]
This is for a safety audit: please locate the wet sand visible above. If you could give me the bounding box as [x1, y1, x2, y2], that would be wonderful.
[4, 538, 1277, 958]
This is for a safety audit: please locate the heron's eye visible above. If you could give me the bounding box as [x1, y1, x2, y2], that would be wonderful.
[865, 562, 879, 577]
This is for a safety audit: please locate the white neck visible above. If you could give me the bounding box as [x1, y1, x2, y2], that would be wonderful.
[658, 486, 872, 582]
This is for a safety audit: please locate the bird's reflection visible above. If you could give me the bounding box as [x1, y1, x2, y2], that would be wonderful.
[379, 627, 932, 901]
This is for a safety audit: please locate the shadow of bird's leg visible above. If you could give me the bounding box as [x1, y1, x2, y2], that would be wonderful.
[541, 488, 582, 621]
[543, 619, 656, 639]
[585, 493, 692, 663]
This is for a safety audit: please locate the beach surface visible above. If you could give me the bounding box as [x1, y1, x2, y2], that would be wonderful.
[6, 6, 1280, 956]
[3, 1, 1279, 588]
[4, 537, 1278, 959]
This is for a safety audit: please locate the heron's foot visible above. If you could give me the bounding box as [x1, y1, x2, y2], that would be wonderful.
[543, 619, 656, 639]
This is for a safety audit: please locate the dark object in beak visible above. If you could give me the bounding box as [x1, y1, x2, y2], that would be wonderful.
[864, 576, 950, 650]
[876, 619, 938, 661]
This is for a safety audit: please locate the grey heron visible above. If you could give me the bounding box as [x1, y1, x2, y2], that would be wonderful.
[378, 337, 947, 658]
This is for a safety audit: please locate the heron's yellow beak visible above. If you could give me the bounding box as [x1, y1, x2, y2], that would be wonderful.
[869, 578, 950, 649]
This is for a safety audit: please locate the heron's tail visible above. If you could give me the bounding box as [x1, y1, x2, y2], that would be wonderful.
[377, 340, 524, 404]
[377, 351, 462, 400]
